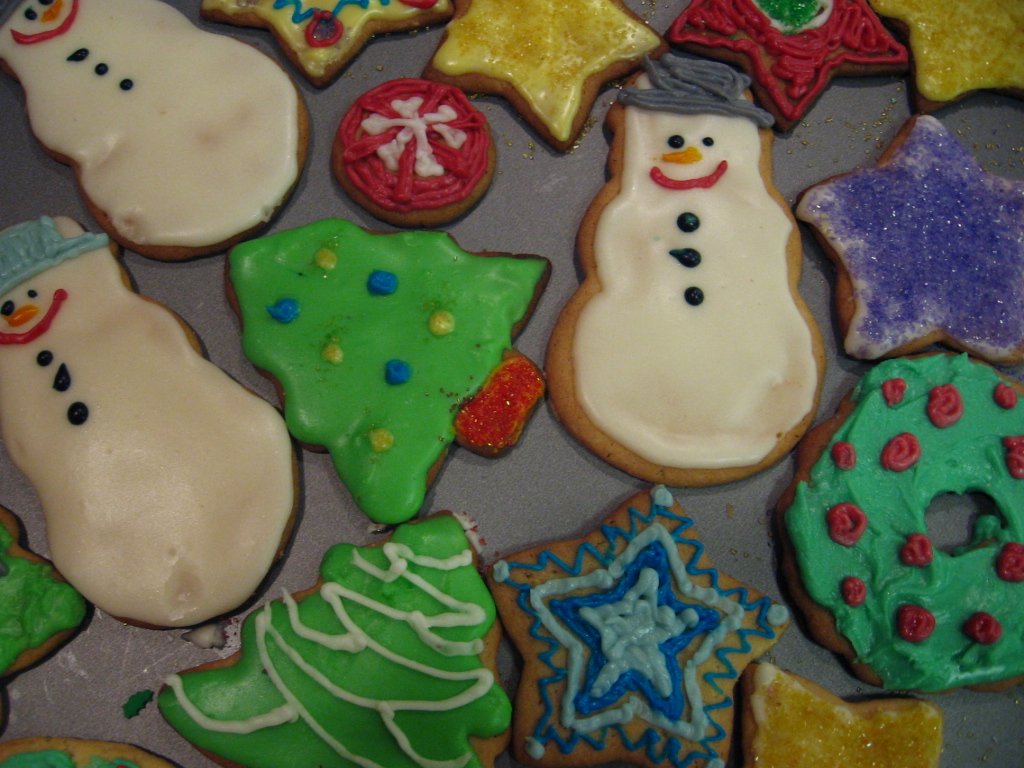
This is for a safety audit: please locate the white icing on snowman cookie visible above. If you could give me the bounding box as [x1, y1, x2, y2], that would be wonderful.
[567, 56, 821, 472]
[0, 0, 304, 256]
[0, 217, 296, 627]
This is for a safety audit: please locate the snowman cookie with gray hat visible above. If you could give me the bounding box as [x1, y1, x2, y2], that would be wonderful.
[548, 54, 824, 487]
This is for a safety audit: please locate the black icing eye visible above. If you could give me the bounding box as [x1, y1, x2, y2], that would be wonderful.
[1, 301, 14, 317]
[702, 137, 715, 147]
[27, 290, 37, 298]
[24, 8, 37, 20]
[667, 134, 685, 150]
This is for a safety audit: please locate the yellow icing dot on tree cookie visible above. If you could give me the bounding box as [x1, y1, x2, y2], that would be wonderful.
[430, 0, 661, 144]
[429, 309, 456, 336]
[368, 428, 395, 453]
[314, 248, 338, 272]
[869, 0, 1024, 102]
[321, 340, 344, 365]
[747, 663, 943, 768]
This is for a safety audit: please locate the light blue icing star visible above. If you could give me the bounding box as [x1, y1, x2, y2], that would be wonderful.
[581, 567, 697, 699]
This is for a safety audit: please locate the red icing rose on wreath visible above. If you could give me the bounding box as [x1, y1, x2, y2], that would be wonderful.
[881, 432, 920, 471]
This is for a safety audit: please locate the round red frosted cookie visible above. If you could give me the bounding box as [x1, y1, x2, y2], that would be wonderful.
[331, 78, 495, 227]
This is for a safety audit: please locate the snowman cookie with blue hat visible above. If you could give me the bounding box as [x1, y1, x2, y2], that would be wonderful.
[0, 0, 307, 260]
[0, 216, 297, 628]
[547, 54, 824, 487]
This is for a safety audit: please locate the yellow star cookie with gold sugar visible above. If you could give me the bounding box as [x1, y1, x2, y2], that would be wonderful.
[869, 0, 1024, 108]
[424, 0, 664, 151]
[740, 663, 943, 768]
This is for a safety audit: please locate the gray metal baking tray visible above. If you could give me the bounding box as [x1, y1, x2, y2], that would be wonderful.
[1, 1, 1022, 765]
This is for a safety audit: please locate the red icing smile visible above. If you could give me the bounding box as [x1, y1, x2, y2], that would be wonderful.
[11, 0, 79, 45]
[650, 160, 727, 190]
[0, 289, 68, 345]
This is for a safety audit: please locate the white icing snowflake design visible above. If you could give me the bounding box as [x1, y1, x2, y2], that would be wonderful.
[361, 97, 468, 177]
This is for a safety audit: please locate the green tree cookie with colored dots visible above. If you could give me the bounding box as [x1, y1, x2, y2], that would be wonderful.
[228, 218, 549, 524]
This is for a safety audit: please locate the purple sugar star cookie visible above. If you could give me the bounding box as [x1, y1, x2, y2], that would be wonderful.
[797, 115, 1024, 363]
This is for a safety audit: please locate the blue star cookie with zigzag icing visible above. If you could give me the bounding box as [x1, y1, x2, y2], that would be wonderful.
[488, 486, 790, 768]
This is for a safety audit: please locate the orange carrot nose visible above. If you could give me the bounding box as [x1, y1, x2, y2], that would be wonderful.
[42, 0, 65, 23]
[660, 146, 703, 164]
[6, 305, 39, 327]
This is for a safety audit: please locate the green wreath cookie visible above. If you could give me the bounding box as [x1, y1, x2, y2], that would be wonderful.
[783, 354, 1024, 692]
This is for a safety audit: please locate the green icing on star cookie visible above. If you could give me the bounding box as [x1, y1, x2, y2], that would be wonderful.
[159, 514, 511, 768]
[756, 0, 830, 31]
[0, 751, 140, 768]
[0, 511, 86, 676]
[228, 218, 548, 524]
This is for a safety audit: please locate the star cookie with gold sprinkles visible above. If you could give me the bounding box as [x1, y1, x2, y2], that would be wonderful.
[200, 0, 454, 87]
[668, 0, 908, 131]
[423, 0, 665, 151]
[868, 0, 1024, 110]
[488, 486, 790, 768]
[739, 663, 943, 768]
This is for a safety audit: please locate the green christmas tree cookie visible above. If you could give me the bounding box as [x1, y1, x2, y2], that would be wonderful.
[228, 218, 549, 524]
[159, 514, 511, 768]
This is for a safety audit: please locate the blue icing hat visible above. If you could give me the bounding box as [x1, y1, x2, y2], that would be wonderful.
[619, 53, 774, 128]
[0, 217, 109, 298]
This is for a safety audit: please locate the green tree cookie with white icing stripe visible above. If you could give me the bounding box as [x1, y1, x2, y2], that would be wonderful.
[159, 513, 511, 768]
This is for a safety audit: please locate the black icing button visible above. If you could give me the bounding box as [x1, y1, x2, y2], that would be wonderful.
[67, 401, 89, 426]
[684, 286, 705, 306]
[670, 248, 701, 268]
[67, 48, 89, 62]
[95, 63, 108, 76]
[36, 350, 53, 367]
[53, 363, 71, 392]
[677, 212, 700, 233]
[119, 79, 134, 91]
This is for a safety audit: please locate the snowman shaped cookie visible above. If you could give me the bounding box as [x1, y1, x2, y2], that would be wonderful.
[0, 217, 297, 627]
[548, 55, 823, 486]
[0, 0, 307, 260]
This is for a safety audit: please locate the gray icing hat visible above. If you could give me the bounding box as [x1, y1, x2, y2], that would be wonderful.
[619, 53, 774, 128]
[0, 217, 108, 298]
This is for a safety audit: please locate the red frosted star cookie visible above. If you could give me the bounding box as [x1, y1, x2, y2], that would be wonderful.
[668, 0, 908, 131]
